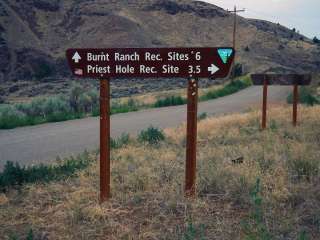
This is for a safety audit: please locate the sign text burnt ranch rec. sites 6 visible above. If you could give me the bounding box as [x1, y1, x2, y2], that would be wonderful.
[66, 47, 235, 202]
[66, 48, 235, 78]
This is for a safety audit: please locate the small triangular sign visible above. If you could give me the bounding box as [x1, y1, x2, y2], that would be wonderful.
[218, 48, 233, 64]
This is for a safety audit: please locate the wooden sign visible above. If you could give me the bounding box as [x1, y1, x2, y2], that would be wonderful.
[66, 48, 235, 79]
[251, 74, 312, 129]
[66, 47, 235, 202]
[251, 74, 312, 85]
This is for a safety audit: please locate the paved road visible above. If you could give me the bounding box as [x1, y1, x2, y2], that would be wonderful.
[0, 86, 290, 168]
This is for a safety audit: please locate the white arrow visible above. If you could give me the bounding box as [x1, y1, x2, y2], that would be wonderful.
[208, 64, 219, 75]
[72, 51, 81, 63]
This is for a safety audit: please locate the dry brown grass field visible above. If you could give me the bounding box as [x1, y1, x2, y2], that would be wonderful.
[1, 106, 320, 239]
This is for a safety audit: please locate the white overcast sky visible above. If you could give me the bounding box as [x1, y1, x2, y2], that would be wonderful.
[203, 0, 320, 39]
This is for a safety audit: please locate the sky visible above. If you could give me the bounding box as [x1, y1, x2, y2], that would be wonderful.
[203, 0, 320, 39]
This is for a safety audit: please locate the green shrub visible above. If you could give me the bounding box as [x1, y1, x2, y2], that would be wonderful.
[269, 119, 278, 132]
[313, 37, 320, 44]
[182, 219, 206, 240]
[0, 105, 27, 129]
[111, 133, 130, 149]
[43, 96, 68, 115]
[16, 98, 45, 118]
[88, 89, 99, 107]
[233, 63, 243, 78]
[111, 98, 139, 114]
[8, 233, 18, 240]
[288, 157, 319, 181]
[7, 229, 34, 240]
[91, 98, 140, 117]
[154, 96, 186, 108]
[43, 95, 72, 121]
[138, 126, 165, 145]
[197, 112, 207, 121]
[0, 151, 93, 192]
[26, 229, 34, 240]
[34, 62, 53, 81]
[0, 87, 100, 129]
[241, 178, 273, 240]
[78, 93, 93, 113]
[287, 87, 319, 106]
[298, 231, 310, 240]
[200, 78, 252, 101]
[69, 83, 85, 113]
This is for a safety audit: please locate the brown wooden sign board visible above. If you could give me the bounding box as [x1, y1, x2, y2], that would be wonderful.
[251, 74, 312, 85]
[66, 48, 235, 79]
[66, 47, 235, 202]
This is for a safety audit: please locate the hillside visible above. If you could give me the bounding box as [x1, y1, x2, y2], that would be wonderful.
[0, 0, 319, 99]
[1, 106, 320, 239]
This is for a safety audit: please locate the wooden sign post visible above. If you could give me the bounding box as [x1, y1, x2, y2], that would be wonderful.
[292, 84, 299, 126]
[262, 78, 268, 129]
[185, 78, 198, 196]
[99, 79, 110, 202]
[66, 48, 235, 201]
[251, 74, 312, 129]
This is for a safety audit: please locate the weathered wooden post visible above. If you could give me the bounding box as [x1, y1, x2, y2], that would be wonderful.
[292, 83, 298, 126]
[100, 79, 110, 202]
[185, 78, 198, 197]
[262, 78, 268, 129]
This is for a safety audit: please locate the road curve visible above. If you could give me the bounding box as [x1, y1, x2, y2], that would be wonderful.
[0, 86, 290, 169]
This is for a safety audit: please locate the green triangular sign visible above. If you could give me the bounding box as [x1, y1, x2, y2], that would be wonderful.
[218, 49, 233, 64]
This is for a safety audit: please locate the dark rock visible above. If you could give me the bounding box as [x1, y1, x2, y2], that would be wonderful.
[0, 4, 8, 17]
[32, 0, 60, 12]
[146, 1, 188, 15]
[9, 85, 19, 93]
[0, 45, 10, 81]
[0, 24, 5, 33]
[231, 156, 244, 164]
[151, 39, 163, 46]
[145, 0, 227, 18]
[15, 48, 57, 81]
[10, 3, 43, 38]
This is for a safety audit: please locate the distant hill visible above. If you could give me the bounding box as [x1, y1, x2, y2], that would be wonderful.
[0, 0, 319, 98]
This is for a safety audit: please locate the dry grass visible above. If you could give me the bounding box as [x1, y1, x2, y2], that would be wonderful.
[1, 106, 320, 239]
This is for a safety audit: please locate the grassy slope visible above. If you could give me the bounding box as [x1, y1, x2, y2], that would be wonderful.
[0, 106, 320, 239]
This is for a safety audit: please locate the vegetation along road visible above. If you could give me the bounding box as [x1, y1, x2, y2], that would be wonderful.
[0, 86, 290, 169]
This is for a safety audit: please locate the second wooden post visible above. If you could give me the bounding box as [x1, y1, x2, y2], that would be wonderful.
[262, 79, 268, 129]
[292, 84, 299, 126]
[185, 78, 198, 197]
